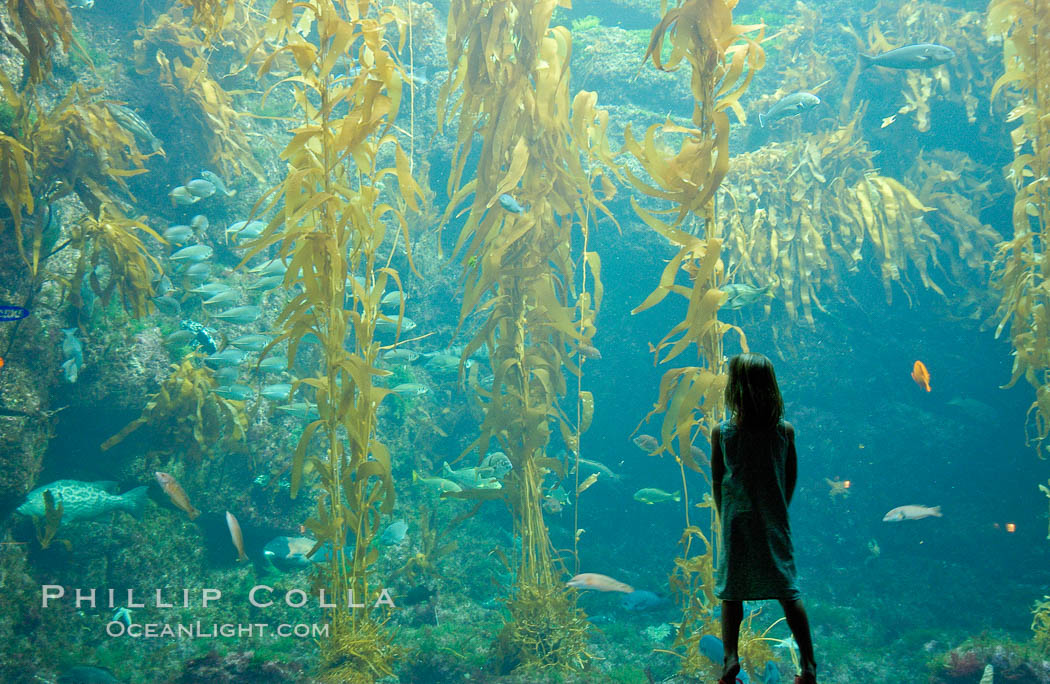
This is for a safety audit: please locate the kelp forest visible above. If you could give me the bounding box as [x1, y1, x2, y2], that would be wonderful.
[0, 0, 1049, 681]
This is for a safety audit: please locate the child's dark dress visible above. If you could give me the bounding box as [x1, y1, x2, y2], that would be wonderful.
[714, 419, 800, 601]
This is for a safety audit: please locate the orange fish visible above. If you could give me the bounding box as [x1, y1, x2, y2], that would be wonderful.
[565, 572, 634, 593]
[225, 511, 249, 562]
[155, 472, 200, 520]
[911, 360, 931, 392]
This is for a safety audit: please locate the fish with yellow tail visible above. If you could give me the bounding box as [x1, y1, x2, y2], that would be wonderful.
[225, 511, 249, 561]
[883, 505, 942, 522]
[155, 472, 199, 520]
[566, 573, 634, 593]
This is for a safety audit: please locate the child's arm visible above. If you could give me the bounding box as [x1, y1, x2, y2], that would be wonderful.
[784, 422, 797, 506]
[711, 424, 724, 513]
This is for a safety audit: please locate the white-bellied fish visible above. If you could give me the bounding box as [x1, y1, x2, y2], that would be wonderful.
[392, 383, 428, 396]
[566, 573, 634, 593]
[883, 505, 942, 521]
[230, 334, 271, 351]
[412, 471, 462, 493]
[212, 305, 261, 324]
[201, 170, 235, 197]
[213, 384, 252, 400]
[261, 383, 293, 401]
[276, 402, 320, 420]
[248, 275, 284, 291]
[190, 214, 209, 230]
[170, 244, 213, 262]
[185, 179, 216, 198]
[205, 349, 248, 367]
[633, 488, 680, 504]
[162, 224, 194, 243]
[168, 186, 200, 205]
[249, 258, 289, 275]
[859, 43, 955, 70]
[759, 91, 820, 127]
[225, 511, 249, 561]
[257, 355, 288, 373]
[202, 289, 240, 306]
[381, 348, 419, 364]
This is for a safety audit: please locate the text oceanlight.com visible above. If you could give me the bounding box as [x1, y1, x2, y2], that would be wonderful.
[106, 622, 329, 639]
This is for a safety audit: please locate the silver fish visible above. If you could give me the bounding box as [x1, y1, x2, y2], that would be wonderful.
[212, 305, 262, 324]
[382, 348, 419, 364]
[230, 334, 272, 351]
[105, 103, 161, 152]
[201, 170, 236, 197]
[720, 283, 772, 310]
[202, 289, 241, 306]
[227, 220, 266, 241]
[261, 383, 293, 401]
[257, 355, 288, 373]
[248, 275, 285, 291]
[189, 282, 231, 296]
[170, 244, 213, 262]
[380, 291, 405, 308]
[62, 357, 79, 383]
[376, 316, 416, 334]
[168, 186, 200, 206]
[249, 258, 289, 275]
[190, 214, 209, 230]
[213, 366, 240, 384]
[152, 295, 181, 316]
[391, 383, 428, 396]
[185, 179, 216, 198]
[213, 384, 253, 400]
[759, 92, 820, 127]
[163, 224, 194, 243]
[206, 349, 249, 367]
[276, 402, 320, 420]
[859, 43, 955, 70]
[164, 329, 195, 345]
[182, 262, 211, 282]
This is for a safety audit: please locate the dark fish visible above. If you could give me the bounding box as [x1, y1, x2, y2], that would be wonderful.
[759, 91, 820, 127]
[152, 296, 181, 316]
[263, 535, 331, 571]
[621, 590, 670, 611]
[859, 43, 955, 70]
[180, 319, 218, 354]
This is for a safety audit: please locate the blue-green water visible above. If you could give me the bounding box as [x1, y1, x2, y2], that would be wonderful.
[0, 0, 1046, 682]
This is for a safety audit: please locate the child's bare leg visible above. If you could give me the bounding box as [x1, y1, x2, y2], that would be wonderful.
[778, 598, 817, 681]
[720, 600, 743, 680]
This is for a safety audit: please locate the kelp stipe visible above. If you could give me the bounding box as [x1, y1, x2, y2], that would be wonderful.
[438, 0, 619, 674]
[987, 0, 1050, 454]
[245, 0, 422, 679]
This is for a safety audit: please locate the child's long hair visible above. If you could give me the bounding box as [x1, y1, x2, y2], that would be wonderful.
[725, 353, 784, 430]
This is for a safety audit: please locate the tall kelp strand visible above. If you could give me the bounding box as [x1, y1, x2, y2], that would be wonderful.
[987, 0, 1050, 453]
[627, 0, 764, 677]
[245, 0, 422, 679]
[439, 0, 618, 674]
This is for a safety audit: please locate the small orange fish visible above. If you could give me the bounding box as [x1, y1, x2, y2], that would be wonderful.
[155, 471, 200, 520]
[911, 360, 931, 392]
[565, 572, 634, 593]
[0, 356, 4, 369]
[225, 511, 249, 562]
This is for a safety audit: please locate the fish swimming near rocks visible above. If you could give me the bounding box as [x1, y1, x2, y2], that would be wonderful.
[883, 504, 942, 521]
[17, 480, 147, 524]
[759, 91, 820, 127]
[621, 590, 670, 611]
[154, 472, 200, 520]
[201, 170, 235, 197]
[859, 43, 955, 70]
[263, 535, 330, 570]
[225, 511, 249, 562]
[566, 572, 634, 593]
[378, 520, 408, 545]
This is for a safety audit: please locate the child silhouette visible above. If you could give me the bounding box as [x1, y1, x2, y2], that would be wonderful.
[712, 353, 817, 684]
